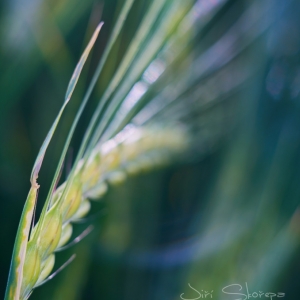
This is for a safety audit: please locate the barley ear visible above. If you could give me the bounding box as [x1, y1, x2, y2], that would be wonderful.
[5, 22, 103, 300]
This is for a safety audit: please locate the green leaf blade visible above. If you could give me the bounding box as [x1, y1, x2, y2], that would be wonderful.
[5, 187, 38, 300]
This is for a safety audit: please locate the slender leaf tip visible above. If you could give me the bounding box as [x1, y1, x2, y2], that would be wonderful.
[65, 21, 104, 104]
[30, 22, 104, 188]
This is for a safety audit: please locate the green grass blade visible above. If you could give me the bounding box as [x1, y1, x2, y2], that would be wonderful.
[5, 23, 103, 300]
[5, 188, 38, 300]
[65, 22, 103, 103]
[34, 23, 103, 238]
[30, 22, 103, 188]
[40, 0, 135, 221]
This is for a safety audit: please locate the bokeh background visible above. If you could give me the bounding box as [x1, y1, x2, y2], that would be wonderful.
[1, 0, 300, 299]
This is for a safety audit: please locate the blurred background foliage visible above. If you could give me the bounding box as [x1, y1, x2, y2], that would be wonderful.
[1, 0, 300, 299]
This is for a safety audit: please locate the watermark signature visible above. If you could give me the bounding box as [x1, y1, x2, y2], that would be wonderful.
[180, 282, 285, 300]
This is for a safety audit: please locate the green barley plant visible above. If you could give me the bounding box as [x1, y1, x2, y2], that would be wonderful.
[5, 0, 300, 299]
[5, 1, 196, 298]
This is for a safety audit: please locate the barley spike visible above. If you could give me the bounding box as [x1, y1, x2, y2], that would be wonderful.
[19, 123, 188, 299]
